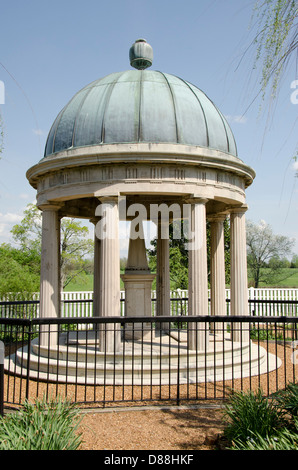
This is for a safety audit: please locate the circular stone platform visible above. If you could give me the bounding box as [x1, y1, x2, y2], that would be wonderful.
[5, 331, 281, 385]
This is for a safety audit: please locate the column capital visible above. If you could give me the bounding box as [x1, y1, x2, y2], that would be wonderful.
[97, 195, 119, 204]
[184, 196, 209, 205]
[38, 202, 64, 212]
[229, 204, 248, 215]
[208, 213, 227, 223]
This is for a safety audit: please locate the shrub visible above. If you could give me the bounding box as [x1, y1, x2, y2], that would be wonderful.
[0, 396, 83, 450]
[231, 417, 298, 450]
[222, 388, 287, 444]
[222, 385, 298, 450]
[273, 382, 298, 419]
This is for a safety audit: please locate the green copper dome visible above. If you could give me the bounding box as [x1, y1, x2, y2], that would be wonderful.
[44, 42, 237, 158]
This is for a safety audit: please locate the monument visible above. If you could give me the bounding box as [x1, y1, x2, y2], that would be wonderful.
[6, 39, 281, 385]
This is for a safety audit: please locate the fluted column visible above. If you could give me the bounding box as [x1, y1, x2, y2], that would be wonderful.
[156, 220, 170, 330]
[187, 199, 209, 351]
[230, 205, 249, 342]
[39, 203, 62, 347]
[209, 214, 226, 335]
[90, 218, 101, 318]
[95, 197, 121, 352]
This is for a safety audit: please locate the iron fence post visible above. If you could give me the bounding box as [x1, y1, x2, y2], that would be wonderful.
[176, 323, 181, 406]
[25, 321, 32, 401]
[0, 340, 4, 416]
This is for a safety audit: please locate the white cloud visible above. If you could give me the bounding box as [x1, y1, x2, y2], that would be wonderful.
[0, 212, 23, 223]
[19, 193, 30, 200]
[0, 222, 14, 244]
[33, 129, 44, 136]
[0, 212, 23, 244]
[225, 114, 248, 124]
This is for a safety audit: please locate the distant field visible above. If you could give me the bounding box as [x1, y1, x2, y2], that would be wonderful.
[249, 268, 298, 289]
[64, 269, 298, 292]
[64, 271, 126, 292]
[64, 274, 93, 292]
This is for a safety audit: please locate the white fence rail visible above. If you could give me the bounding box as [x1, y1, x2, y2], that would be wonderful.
[61, 288, 298, 317]
[61, 288, 298, 318]
[1, 288, 298, 318]
[59, 290, 188, 317]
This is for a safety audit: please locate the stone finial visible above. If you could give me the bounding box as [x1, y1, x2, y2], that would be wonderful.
[129, 39, 153, 70]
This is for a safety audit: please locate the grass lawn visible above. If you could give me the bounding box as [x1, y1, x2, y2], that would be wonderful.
[250, 268, 298, 289]
[64, 269, 298, 292]
[64, 274, 93, 292]
[64, 270, 126, 292]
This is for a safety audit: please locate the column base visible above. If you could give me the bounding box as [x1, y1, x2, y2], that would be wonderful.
[124, 324, 155, 341]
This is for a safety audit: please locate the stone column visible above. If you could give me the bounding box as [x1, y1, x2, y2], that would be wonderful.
[95, 197, 121, 352]
[230, 205, 249, 343]
[39, 203, 62, 348]
[156, 220, 170, 330]
[90, 218, 101, 318]
[209, 214, 226, 336]
[187, 199, 209, 351]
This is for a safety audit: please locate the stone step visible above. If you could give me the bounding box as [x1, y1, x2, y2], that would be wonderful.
[6, 337, 281, 386]
[31, 331, 252, 365]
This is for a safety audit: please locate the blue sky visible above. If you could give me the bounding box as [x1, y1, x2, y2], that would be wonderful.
[0, 0, 297, 255]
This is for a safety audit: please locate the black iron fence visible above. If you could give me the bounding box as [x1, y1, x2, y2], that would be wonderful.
[0, 300, 40, 320]
[1, 297, 298, 321]
[1, 314, 297, 409]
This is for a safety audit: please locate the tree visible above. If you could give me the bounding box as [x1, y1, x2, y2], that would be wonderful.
[120, 257, 127, 271]
[249, 0, 298, 105]
[11, 203, 42, 253]
[167, 245, 188, 290]
[11, 203, 94, 289]
[246, 219, 295, 287]
[0, 241, 40, 278]
[147, 218, 231, 289]
[60, 218, 94, 288]
[147, 221, 189, 290]
[291, 253, 298, 267]
[0, 244, 40, 299]
[241, 1, 298, 164]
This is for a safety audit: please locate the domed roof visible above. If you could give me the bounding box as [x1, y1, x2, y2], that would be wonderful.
[44, 41, 237, 158]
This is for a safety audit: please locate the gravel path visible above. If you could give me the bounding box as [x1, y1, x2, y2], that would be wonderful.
[78, 405, 225, 451]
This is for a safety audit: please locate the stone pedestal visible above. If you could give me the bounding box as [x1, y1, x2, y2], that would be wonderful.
[121, 224, 155, 340]
[121, 273, 155, 340]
